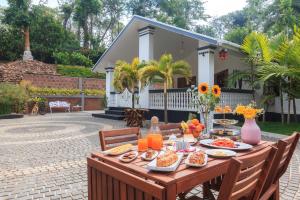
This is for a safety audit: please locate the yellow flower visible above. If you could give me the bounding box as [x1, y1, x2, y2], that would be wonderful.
[198, 82, 209, 94]
[243, 107, 257, 119]
[235, 105, 246, 115]
[212, 85, 221, 97]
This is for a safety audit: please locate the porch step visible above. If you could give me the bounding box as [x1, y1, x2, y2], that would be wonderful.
[92, 107, 127, 120]
[92, 113, 125, 120]
[105, 109, 125, 115]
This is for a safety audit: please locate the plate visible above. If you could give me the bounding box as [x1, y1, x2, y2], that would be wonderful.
[185, 152, 208, 167]
[210, 128, 240, 136]
[200, 139, 253, 150]
[103, 144, 133, 156]
[119, 151, 138, 163]
[205, 149, 237, 158]
[147, 152, 184, 172]
[141, 151, 159, 161]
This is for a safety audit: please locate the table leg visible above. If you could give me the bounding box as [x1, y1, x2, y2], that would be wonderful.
[203, 182, 215, 200]
[166, 184, 177, 200]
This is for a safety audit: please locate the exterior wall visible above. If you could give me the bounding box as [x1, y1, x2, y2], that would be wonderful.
[23, 74, 105, 90]
[269, 95, 300, 114]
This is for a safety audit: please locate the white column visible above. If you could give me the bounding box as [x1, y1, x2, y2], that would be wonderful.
[197, 45, 216, 85]
[105, 67, 114, 107]
[138, 26, 154, 109]
[198, 45, 216, 132]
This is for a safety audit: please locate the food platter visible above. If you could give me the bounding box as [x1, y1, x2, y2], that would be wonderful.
[147, 152, 184, 172]
[200, 139, 253, 150]
[119, 151, 138, 163]
[141, 150, 158, 161]
[213, 119, 238, 126]
[103, 144, 133, 156]
[185, 151, 208, 167]
[205, 149, 237, 158]
[210, 128, 240, 136]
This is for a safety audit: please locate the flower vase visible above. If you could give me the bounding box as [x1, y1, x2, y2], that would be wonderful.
[200, 112, 210, 139]
[241, 119, 261, 145]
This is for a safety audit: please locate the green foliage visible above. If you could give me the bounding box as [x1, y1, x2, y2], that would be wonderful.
[0, 83, 29, 114]
[3, 0, 31, 27]
[0, 25, 23, 60]
[28, 87, 105, 97]
[57, 65, 105, 79]
[53, 52, 93, 67]
[224, 27, 250, 45]
[195, 25, 217, 38]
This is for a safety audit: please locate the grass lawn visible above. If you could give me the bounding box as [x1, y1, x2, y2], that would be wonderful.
[257, 122, 300, 136]
[237, 121, 300, 135]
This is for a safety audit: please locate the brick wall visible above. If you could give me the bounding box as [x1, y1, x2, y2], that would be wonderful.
[23, 73, 105, 90]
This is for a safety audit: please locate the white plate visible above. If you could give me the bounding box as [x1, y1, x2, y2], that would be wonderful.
[185, 152, 208, 167]
[147, 152, 184, 172]
[141, 151, 159, 161]
[205, 149, 237, 158]
[119, 151, 138, 163]
[103, 146, 133, 156]
[200, 139, 253, 150]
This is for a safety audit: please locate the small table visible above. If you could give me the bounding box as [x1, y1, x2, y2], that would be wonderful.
[88, 141, 273, 200]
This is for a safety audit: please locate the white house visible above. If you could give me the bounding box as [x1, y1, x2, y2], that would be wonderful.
[92, 15, 298, 122]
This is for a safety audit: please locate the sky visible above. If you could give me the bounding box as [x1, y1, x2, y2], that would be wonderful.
[0, 0, 247, 18]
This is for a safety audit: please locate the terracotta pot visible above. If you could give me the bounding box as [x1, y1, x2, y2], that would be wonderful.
[241, 119, 261, 145]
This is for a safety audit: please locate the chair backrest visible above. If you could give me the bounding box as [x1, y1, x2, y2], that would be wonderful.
[88, 157, 165, 200]
[99, 127, 140, 151]
[262, 132, 300, 193]
[158, 123, 182, 140]
[218, 146, 277, 200]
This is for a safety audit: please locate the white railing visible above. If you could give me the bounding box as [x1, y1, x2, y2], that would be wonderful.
[149, 88, 253, 111]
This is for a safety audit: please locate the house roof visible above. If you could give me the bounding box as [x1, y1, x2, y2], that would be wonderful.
[93, 15, 241, 72]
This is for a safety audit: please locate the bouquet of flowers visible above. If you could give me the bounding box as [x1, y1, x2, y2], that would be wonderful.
[181, 119, 205, 138]
[234, 102, 264, 119]
[187, 82, 221, 134]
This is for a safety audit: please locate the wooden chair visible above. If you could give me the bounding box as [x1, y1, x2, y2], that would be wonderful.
[158, 123, 182, 140]
[88, 156, 165, 200]
[99, 127, 140, 151]
[260, 132, 300, 200]
[187, 145, 277, 200]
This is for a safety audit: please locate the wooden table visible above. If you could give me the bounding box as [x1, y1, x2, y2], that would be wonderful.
[88, 141, 273, 200]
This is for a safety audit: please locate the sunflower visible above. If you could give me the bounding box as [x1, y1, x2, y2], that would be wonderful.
[212, 85, 221, 97]
[198, 82, 209, 94]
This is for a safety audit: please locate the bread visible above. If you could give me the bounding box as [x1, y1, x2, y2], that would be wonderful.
[189, 151, 205, 165]
[156, 151, 178, 167]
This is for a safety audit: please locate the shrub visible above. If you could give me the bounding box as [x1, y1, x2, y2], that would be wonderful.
[53, 52, 93, 67]
[0, 83, 29, 114]
[53, 52, 70, 65]
[28, 87, 105, 97]
[57, 65, 105, 79]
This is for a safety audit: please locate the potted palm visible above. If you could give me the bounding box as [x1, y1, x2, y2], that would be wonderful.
[139, 54, 191, 123]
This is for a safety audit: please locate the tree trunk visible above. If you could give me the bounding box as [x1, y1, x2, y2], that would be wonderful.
[24, 26, 30, 51]
[251, 62, 256, 101]
[163, 82, 168, 124]
[89, 15, 93, 49]
[287, 98, 291, 124]
[77, 24, 81, 41]
[293, 98, 297, 123]
[63, 18, 68, 29]
[132, 90, 135, 109]
[280, 81, 284, 124]
[83, 21, 89, 49]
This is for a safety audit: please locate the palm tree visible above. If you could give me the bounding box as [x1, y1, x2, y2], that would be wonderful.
[139, 54, 191, 123]
[258, 27, 300, 123]
[113, 57, 145, 108]
[228, 32, 272, 100]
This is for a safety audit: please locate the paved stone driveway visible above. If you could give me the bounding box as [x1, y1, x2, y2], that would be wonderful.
[0, 112, 299, 200]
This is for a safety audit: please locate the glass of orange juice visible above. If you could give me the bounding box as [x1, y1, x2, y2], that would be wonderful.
[138, 138, 148, 152]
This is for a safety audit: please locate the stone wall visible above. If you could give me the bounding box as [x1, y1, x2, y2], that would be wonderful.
[0, 60, 57, 83]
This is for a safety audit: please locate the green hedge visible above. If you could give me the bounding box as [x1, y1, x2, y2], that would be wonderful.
[53, 52, 93, 67]
[57, 65, 105, 79]
[29, 87, 105, 97]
